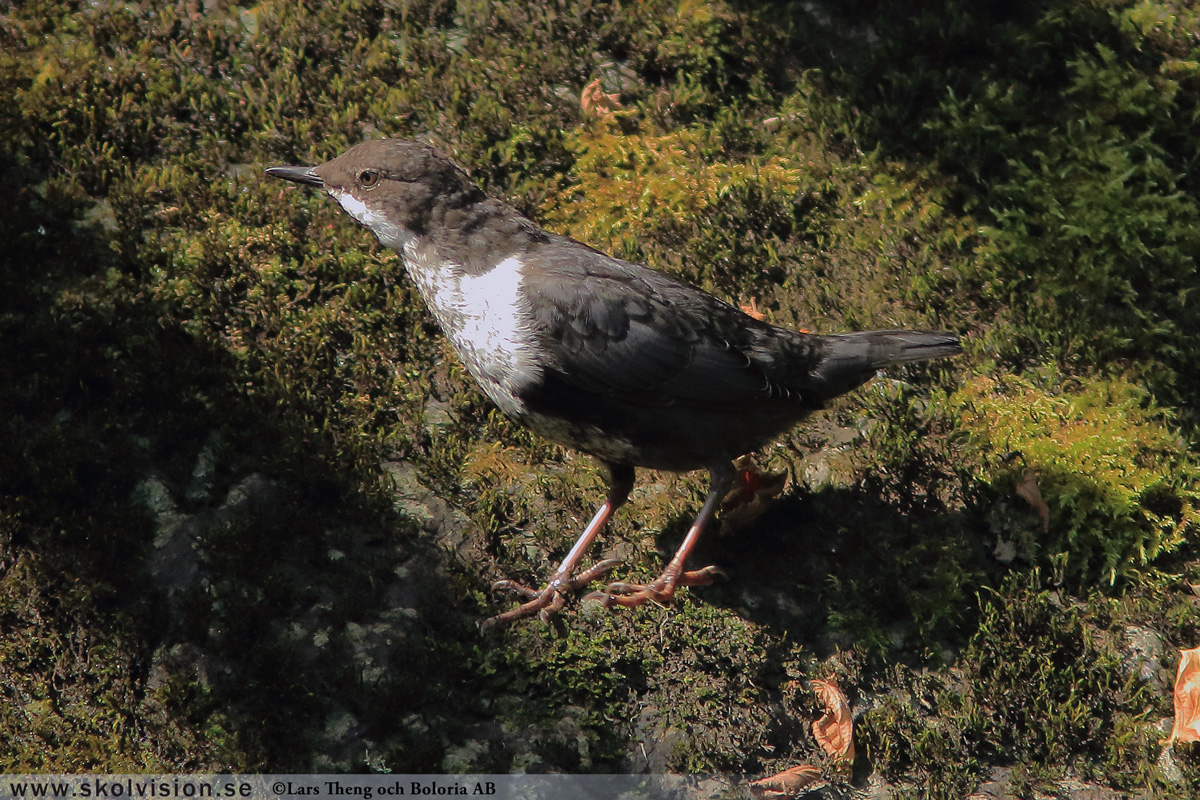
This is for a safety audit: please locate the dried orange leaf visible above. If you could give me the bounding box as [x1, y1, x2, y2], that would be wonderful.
[580, 77, 621, 119]
[810, 679, 854, 763]
[748, 764, 823, 798]
[1166, 645, 1200, 745]
[1015, 468, 1050, 532]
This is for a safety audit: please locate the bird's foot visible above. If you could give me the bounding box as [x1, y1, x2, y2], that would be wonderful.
[719, 458, 787, 535]
[585, 564, 726, 609]
[481, 559, 621, 629]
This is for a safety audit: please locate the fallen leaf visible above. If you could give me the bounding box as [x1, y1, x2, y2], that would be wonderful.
[810, 679, 854, 764]
[580, 77, 621, 119]
[1165, 645, 1200, 745]
[748, 764, 823, 798]
[720, 456, 787, 534]
[1015, 468, 1050, 532]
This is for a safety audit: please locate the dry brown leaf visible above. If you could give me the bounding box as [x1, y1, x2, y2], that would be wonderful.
[1165, 645, 1200, 745]
[580, 77, 621, 119]
[1015, 467, 1050, 532]
[748, 764, 823, 798]
[810, 679, 854, 764]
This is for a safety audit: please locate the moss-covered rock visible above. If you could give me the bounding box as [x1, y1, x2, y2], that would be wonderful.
[2, 0, 1198, 793]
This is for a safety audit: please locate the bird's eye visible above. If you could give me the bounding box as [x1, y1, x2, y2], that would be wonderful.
[358, 170, 381, 188]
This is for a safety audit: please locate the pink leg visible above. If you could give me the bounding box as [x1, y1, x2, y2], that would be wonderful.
[589, 466, 732, 609]
[482, 465, 633, 629]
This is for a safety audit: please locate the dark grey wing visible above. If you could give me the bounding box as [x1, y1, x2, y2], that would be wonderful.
[521, 238, 802, 409]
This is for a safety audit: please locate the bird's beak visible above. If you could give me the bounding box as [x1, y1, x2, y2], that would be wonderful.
[265, 164, 324, 188]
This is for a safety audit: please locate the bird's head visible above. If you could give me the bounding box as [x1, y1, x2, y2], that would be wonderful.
[266, 138, 483, 251]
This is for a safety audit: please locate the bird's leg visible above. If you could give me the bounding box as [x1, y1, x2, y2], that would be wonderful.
[590, 465, 734, 610]
[482, 464, 634, 629]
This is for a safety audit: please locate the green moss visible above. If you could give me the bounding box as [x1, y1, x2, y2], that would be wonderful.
[954, 370, 1200, 582]
[3, 0, 1200, 789]
[860, 572, 1178, 797]
[823, 0, 1200, 411]
[544, 124, 802, 261]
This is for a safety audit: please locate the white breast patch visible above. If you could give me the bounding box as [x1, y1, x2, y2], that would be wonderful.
[406, 253, 542, 417]
[327, 188, 540, 415]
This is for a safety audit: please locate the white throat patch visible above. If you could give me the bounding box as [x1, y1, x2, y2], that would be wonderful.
[329, 188, 413, 251]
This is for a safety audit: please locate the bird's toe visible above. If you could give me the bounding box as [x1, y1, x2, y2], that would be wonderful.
[483, 559, 622, 628]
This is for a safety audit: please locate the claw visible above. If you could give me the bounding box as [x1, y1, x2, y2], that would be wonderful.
[490, 578, 540, 600]
[586, 468, 733, 612]
[482, 558, 621, 629]
[482, 463, 735, 626]
[483, 467, 634, 630]
[589, 563, 726, 609]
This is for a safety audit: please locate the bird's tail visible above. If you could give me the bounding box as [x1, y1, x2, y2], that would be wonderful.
[807, 329, 961, 402]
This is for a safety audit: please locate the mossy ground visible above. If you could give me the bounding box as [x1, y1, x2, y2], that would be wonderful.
[2, 0, 1199, 795]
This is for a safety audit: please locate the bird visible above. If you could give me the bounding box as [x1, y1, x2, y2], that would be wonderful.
[266, 138, 962, 628]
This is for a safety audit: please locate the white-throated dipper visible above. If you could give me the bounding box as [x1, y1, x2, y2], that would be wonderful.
[266, 139, 962, 628]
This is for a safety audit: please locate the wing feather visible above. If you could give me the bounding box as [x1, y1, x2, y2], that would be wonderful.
[523, 237, 786, 409]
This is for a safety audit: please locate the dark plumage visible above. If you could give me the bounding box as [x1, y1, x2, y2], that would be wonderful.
[267, 139, 962, 627]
